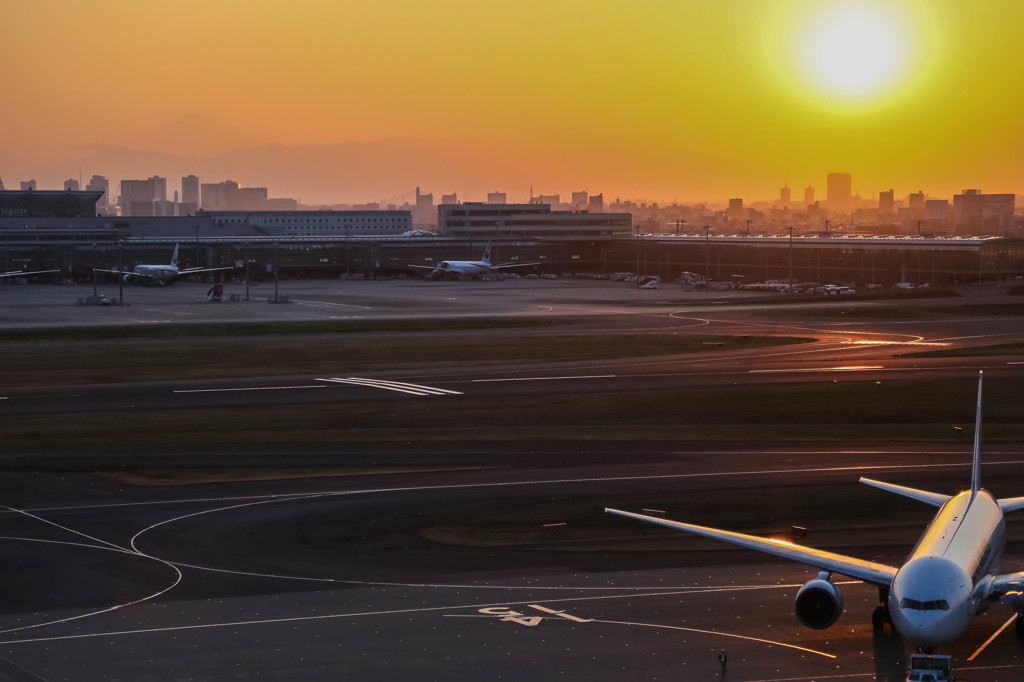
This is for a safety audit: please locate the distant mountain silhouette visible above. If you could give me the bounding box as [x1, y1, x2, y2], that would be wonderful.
[29, 138, 564, 205]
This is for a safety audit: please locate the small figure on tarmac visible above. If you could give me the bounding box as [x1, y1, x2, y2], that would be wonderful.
[718, 649, 727, 675]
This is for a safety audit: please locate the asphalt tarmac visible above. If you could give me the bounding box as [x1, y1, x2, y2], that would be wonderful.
[1, 278, 1024, 680]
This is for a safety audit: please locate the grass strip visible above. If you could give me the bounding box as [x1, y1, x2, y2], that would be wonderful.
[6, 377, 1021, 446]
[1, 334, 808, 386]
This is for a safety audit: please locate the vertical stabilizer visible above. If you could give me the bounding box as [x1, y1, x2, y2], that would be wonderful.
[481, 242, 492, 265]
[972, 371, 984, 492]
[170, 243, 180, 268]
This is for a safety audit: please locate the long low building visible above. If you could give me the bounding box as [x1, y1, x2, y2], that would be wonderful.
[438, 203, 632, 237]
[1, 195, 1023, 286]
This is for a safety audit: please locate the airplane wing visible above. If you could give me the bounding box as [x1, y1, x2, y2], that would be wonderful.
[490, 262, 541, 270]
[406, 264, 440, 270]
[859, 478, 952, 507]
[605, 508, 897, 586]
[997, 496, 1024, 514]
[0, 269, 58, 278]
[178, 266, 235, 274]
[93, 268, 150, 279]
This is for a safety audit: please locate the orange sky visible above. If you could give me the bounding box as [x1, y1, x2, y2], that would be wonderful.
[2, 0, 1023, 204]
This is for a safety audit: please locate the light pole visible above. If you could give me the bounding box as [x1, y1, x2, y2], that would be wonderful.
[117, 239, 124, 306]
[786, 225, 795, 292]
[745, 219, 751, 236]
[244, 242, 250, 302]
[704, 225, 711, 285]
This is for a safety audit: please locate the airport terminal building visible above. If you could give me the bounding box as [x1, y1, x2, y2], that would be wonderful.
[2, 190, 1023, 287]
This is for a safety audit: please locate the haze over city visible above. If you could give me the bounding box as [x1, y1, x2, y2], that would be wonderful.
[3, 0, 1023, 205]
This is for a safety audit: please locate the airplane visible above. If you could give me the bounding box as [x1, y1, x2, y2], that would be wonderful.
[407, 243, 539, 279]
[607, 372, 1024, 662]
[95, 244, 234, 285]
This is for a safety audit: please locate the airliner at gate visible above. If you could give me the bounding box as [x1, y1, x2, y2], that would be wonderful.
[95, 244, 233, 285]
[407, 242, 538, 279]
[607, 372, 1024, 653]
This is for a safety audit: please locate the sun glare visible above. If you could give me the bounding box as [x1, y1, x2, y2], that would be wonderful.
[786, 2, 920, 107]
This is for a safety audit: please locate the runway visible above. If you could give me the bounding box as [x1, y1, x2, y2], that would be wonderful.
[1, 278, 1024, 679]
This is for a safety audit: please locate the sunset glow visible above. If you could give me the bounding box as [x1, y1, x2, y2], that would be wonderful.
[1, 1, 1022, 204]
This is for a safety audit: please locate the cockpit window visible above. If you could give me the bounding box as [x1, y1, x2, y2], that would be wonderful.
[899, 598, 950, 611]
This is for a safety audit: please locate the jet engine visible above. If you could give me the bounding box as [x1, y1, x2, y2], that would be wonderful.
[794, 577, 843, 629]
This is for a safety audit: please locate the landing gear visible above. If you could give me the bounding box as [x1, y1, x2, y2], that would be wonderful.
[872, 588, 892, 630]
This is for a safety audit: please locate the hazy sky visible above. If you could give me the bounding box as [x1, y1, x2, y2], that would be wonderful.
[3, 0, 1023, 204]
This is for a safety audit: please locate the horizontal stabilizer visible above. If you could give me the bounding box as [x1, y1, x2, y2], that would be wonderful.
[605, 508, 896, 586]
[998, 496, 1024, 514]
[859, 478, 951, 507]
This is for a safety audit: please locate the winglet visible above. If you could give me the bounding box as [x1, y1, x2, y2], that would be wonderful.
[972, 371, 983, 493]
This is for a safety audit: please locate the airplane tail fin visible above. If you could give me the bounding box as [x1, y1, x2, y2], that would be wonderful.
[481, 242, 492, 265]
[971, 370, 983, 493]
[171, 243, 180, 268]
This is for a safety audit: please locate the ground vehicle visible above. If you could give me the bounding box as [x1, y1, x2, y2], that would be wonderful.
[905, 653, 953, 681]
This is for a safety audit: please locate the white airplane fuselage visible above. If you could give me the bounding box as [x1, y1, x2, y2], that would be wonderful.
[431, 260, 491, 277]
[888, 489, 1005, 648]
[129, 265, 180, 285]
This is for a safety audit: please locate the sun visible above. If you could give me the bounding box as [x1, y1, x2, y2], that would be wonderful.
[794, 3, 915, 104]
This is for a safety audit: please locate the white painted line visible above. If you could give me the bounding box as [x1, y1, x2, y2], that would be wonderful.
[592, 618, 836, 659]
[290, 299, 371, 310]
[173, 385, 326, 394]
[967, 613, 1017, 661]
[317, 377, 462, 396]
[750, 366, 883, 373]
[472, 375, 615, 383]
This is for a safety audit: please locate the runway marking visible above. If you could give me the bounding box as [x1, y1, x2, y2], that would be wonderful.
[173, 385, 326, 394]
[444, 604, 592, 626]
[290, 299, 371, 310]
[471, 374, 615, 383]
[750, 366, 883, 374]
[0, 589, 839, 649]
[967, 613, 1017, 661]
[592, 618, 836, 659]
[0, 507, 183, 638]
[317, 377, 462, 396]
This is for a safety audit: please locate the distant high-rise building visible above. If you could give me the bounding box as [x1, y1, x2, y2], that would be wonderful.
[486, 191, 506, 204]
[64, 179, 79, 191]
[804, 186, 814, 205]
[588, 193, 604, 213]
[86, 175, 109, 210]
[182, 175, 200, 208]
[879, 189, 894, 213]
[120, 178, 156, 216]
[414, 187, 435, 225]
[20, 180, 36, 191]
[537, 194, 560, 207]
[0, 177, 4, 190]
[148, 175, 167, 203]
[826, 173, 852, 210]
[571, 191, 588, 209]
[780, 186, 791, 204]
[908, 191, 925, 210]
[440, 193, 458, 205]
[953, 189, 1015, 234]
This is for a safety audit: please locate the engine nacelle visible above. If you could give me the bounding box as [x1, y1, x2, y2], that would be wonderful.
[794, 578, 843, 629]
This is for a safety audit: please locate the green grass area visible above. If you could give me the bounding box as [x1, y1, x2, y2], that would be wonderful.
[0, 318, 554, 342]
[1, 333, 808, 386]
[6, 376, 1020, 446]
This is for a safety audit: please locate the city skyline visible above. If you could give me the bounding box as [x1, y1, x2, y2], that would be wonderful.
[2, 1, 1023, 205]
